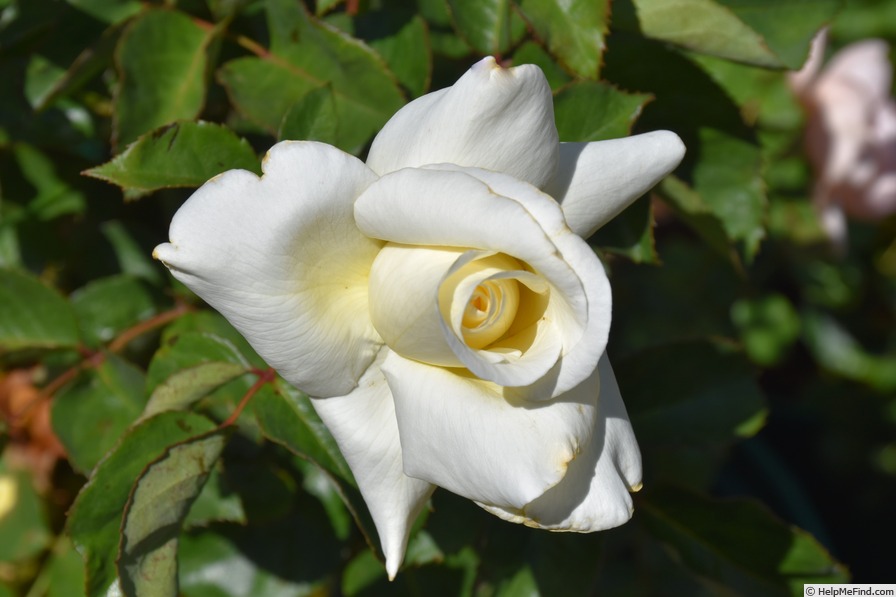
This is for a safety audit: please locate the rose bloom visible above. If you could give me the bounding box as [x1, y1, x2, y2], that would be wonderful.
[790, 30, 896, 243]
[155, 57, 684, 577]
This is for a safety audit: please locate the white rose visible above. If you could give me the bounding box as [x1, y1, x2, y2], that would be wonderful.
[154, 57, 684, 578]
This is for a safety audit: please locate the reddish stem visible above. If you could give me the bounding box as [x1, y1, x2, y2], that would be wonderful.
[219, 368, 276, 429]
[108, 302, 192, 353]
[21, 303, 194, 419]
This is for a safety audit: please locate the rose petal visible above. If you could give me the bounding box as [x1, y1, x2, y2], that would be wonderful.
[864, 174, 896, 217]
[310, 349, 435, 579]
[154, 141, 383, 398]
[368, 243, 467, 368]
[355, 166, 612, 397]
[368, 242, 563, 387]
[821, 39, 892, 101]
[382, 351, 599, 509]
[543, 131, 686, 239]
[365, 56, 559, 188]
[439, 250, 563, 387]
[478, 353, 642, 531]
[812, 78, 873, 183]
[788, 28, 827, 95]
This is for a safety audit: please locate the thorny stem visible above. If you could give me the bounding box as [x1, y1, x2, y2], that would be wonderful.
[220, 368, 276, 429]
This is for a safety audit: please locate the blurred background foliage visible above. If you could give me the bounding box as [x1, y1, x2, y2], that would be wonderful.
[0, 0, 893, 595]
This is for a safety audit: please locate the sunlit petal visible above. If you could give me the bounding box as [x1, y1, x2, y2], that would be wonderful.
[311, 349, 435, 579]
[383, 351, 599, 509]
[544, 131, 686, 239]
[154, 141, 383, 397]
[366, 57, 559, 188]
[479, 354, 642, 531]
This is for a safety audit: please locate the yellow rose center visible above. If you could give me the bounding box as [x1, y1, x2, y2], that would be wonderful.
[368, 244, 548, 370]
[460, 278, 520, 349]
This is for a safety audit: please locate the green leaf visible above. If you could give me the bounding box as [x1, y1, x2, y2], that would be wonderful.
[592, 196, 658, 264]
[689, 52, 803, 130]
[616, 339, 767, 486]
[178, 523, 335, 596]
[118, 430, 230, 597]
[602, 33, 767, 263]
[717, 0, 840, 69]
[64, 0, 143, 24]
[70, 275, 157, 347]
[512, 42, 571, 90]
[342, 548, 387, 596]
[52, 353, 147, 474]
[516, 0, 608, 78]
[143, 361, 250, 420]
[67, 411, 217, 597]
[278, 85, 340, 144]
[19, 3, 109, 110]
[620, 0, 777, 66]
[641, 485, 849, 595]
[101, 221, 165, 285]
[40, 536, 87, 597]
[218, 58, 315, 135]
[446, 0, 525, 56]
[143, 330, 265, 438]
[254, 382, 382, 556]
[693, 127, 766, 260]
[34, 19, 125, 111]
[219, 0, 405, 152]
[731, 294, 801, 366]
[802, 310, 896, 392]
[0, 269, 79, 354]
[0, 458, 52, 563]
[253, 382, 353, 485]
[145, 332, 250, 396]
[495, 567, 538, 596]
[616, 0, 838, 69]
[358, 11, 431, 98]
[657, 175, 734, 260]
[553, 81, 652, 142]
[315, 0, 343, 15]
[160, 311, 267, 370]
[85, 121, 260, 198]
[183, 466, 246, 528]
[12, 143, 86, 220]
[295, 458, 351, 540]
[114, 9, 214, 147]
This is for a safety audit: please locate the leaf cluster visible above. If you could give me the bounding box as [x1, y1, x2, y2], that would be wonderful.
[2, 0, 894, 595]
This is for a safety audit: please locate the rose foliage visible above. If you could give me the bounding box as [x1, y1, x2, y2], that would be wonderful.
[4, 0, 892, 595]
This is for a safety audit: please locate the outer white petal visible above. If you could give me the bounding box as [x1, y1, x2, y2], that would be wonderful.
[478, 353, 642, 531]
[154, 141, 382, 398]
[310, 349, 435, 579]
[366, 57, 559, 188]
[543, 131, 686, 239]
[382, 351, 599, 509]
[355, 166, 612, 397]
